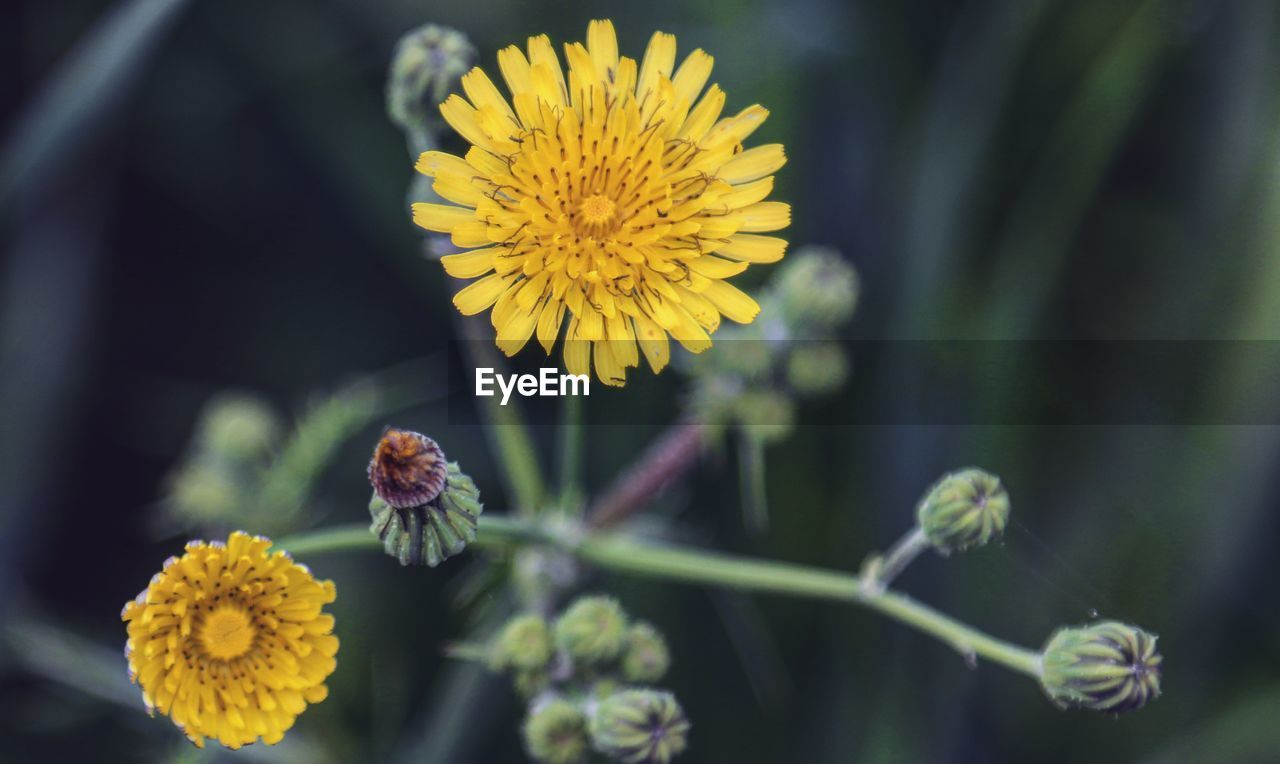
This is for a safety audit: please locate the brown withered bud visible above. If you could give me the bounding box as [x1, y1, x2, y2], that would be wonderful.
[368, 428, 448, 508]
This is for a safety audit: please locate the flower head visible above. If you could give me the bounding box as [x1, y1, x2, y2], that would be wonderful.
[524, 698, 590, 764]
[917, 468, 1010, 554]
[590, 689, 690, 764]
[367, 429, 483, 567]
[121, 532, 338, 749]
[414, 19, 789, 386]
[554, 595, 629, 665]
[1040, 620, 1163, 714]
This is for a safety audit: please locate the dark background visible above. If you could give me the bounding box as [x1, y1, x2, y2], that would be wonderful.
[4, 0, 1280, 762]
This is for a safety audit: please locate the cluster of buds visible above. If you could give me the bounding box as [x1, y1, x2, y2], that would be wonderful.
[682, 247, 860, 442]
[488, 596, 688, 764]
[367, 429, 483, 567]
[164, 393, 282, 528]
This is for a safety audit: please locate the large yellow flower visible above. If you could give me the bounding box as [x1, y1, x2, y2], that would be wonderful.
[121, 531, 338, 749]
[413, 20, 789, 386]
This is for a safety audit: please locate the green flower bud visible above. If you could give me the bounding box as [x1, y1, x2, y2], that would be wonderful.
[386, 25, 476, 135]
[621, 622, 671, 683]
[167, 463, 241, 522]
[772, 247, 859, 328]
[555, 596, 629, 666]
[368, 431, 483, 567]
[513, 668, 551, 699]
[523, 698, 589, 764]
[590, 690, 690, 764]
[490, 614, 554, 673]
[786, 342, 849, 396]
[198, 393, 281, 461]
[1040, 621, 1163, 714]
[916, 468, 1009, 553]
[735, 390, 795, 444]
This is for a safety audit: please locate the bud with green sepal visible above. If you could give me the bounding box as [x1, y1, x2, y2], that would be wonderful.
[386, 25, 475, 139]
[917, 468, 1010, 554]
[621, 622, 671, 683]
[490, 614, 554, 674]
[771, 246, 859, 329]
[367, 429, 483, 567]
[554, 596, 629, 666]
[1040, 620, 1163, 714]
[786, 342, 849, 396]
[523, 697, 589, 764]
[590, 689, 690, 764]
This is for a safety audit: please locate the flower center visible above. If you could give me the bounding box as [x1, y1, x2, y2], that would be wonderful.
[577, 194, 617, 228]
[200, 605, 256, 660]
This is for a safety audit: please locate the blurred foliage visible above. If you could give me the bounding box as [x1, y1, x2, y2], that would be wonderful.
[4, 0, 1280, 762]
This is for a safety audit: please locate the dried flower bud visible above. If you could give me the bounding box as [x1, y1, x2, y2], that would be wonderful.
[523, 698, 589, 764]
[590, 689, 690, 764]
[917, 468, 1010, 553]
[786, 342, 849, 396]
[368, 428, 448, 508]
[386, 25, 475, 135]
[1040, 621, 1163, 714]
[554, 596, 629, 666]
[367, 432, 483, 567]
[490, 614, 554, 673]
[621, 622, 670, 683]
[772, 247, 859, 329]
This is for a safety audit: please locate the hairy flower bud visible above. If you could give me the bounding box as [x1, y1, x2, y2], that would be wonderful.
[735, 390, 796, 444]
[772, 247, 859, 329]
[786, 342, 849, 395]
[590, 689, 690, 764]
[1040, 621, 1163, 714]
[199, 393, 281, 460]
[386, 25, 475, 135]
[491, 614, 554, 673]
[621, 622, 671, 683]
[524, 698, 589, 764]
[554, 596, 628, 666]
[367, 430, 483, 567]
[917, 468, 1010, 553]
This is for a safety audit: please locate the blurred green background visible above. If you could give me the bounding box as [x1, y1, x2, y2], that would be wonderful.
[4, 0, 1280, 761]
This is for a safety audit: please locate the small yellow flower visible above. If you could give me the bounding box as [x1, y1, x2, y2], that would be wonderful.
[414, 19, 789, 386]
[121, 532, 338, 749]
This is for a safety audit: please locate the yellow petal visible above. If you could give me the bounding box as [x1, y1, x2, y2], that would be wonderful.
[453, 274, 509, 316]
[739, 201, 791, 232]
[536, 300, 566, 354]
[633, 314, 670, 373]
[719, 144, 787, 184]
[461, 67, 515, 122]
[672, 49, 714, 107]
[497, 44, 532, 97]
[440, 249, 497, 279]
[718, 177, 774, 210]
[586, 19, 619, 79]
[415, 150, 470, 178]
[593, 340, 627, 387]
[716, 234, 787, 263]
[688, 255, 749, 279]
[439, 95, 494, 151]
[451, 221, 492, 248]
[563, 317, 591, 377]
[638, 32, 677, 99]
[702, 279, 760, 323]
[412, 203, 474, 233]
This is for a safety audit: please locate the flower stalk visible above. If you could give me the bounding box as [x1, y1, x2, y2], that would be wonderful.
[278, 516, 1043, 680]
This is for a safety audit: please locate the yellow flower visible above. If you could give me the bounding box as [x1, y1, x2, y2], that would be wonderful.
[414, 19, 789, 386]
[121, 532, 338, 749]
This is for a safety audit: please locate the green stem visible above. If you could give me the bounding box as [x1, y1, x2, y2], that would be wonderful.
[557, 394, 584, 502]
[277, 518, 1043, 679]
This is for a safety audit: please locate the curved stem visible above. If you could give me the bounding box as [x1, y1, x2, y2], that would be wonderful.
[278, 518, 1042, 680]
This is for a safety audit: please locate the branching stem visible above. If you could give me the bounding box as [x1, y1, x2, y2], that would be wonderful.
[279, 517, 1043, 680]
